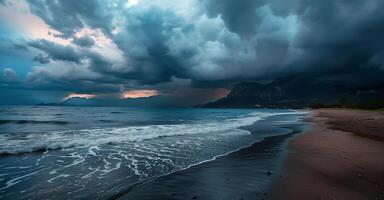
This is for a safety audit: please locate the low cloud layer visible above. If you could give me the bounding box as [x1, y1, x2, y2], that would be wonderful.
[1, 0, 384, 105]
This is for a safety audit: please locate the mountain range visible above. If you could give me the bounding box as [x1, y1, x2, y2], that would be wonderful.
[204, 77, 384, 109]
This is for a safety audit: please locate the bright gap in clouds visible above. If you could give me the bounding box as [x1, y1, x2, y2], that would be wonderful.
[0, 1, 68, 44]
[62, 93, 97, 102]
[121, 90, 158, 99]
[127, 0, 139, 7]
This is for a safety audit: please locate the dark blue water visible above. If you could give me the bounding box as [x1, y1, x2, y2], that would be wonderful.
[0, 106, 304, 199]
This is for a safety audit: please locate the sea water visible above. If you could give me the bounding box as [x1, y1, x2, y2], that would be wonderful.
[0, 106, 303, 199]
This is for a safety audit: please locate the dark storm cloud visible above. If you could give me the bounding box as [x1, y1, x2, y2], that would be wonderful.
[201, 0, 301, 37]
[28, 39, 85, 63]
[108, 7, 191, 84]
[291, 0, 384, 74]
[202, 0, 266, 38]
[203, 0, 384, 76]
[26, 0, 116, 38]
[33, 53, 50, 64]
[73, 36, 95, 48]
[6, 0, 384, 98]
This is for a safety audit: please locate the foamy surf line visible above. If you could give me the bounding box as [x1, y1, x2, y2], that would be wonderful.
[107, 137, 266, 200]
[0, 111, 301, 155]
[108, 111, 307, 200]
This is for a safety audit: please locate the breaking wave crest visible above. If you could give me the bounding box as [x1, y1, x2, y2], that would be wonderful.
[0, 111, 294, 155]
[0, 113, 278, 155]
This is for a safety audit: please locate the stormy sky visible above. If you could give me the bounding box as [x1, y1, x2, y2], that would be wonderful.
[0, 0, 383, 106]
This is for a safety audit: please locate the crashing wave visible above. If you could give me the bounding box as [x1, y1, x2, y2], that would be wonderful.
[0, 111, 299, 155]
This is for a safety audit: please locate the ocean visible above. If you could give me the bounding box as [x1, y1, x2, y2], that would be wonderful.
[0, 106, 306, 199]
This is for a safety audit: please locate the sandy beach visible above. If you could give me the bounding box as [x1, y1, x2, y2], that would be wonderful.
[270, 109, 384, 200]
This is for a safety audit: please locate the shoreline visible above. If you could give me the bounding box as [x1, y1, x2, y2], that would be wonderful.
[115, 112, 307, 200]
[270, 108, 384, 200]
[108, 134, 265, 200]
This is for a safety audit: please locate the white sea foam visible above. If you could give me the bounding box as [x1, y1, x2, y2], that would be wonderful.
[0, 111, 295, 155]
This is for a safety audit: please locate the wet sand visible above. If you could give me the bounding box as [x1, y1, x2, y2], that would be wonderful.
[270, 109, 384, 200]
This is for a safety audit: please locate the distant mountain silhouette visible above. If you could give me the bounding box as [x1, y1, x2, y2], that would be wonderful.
[204, 77, 384, 109]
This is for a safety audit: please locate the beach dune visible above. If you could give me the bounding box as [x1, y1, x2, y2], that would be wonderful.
[271, 109, 384, 200]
